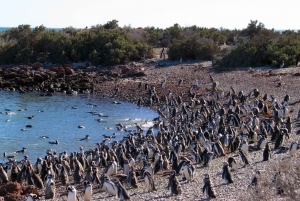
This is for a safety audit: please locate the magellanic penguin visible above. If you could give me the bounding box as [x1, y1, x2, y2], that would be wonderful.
[128, 167, 138, 188]
[30, 167, 44, 189]
[167, 170, 182, 196]
[100, 174, 117, 196]
[202, 173, 217, 199]
[67, 185, 77, 201]
[238, 149, 250, 167]
[263, 143, 271, 161]
[26, 194, 39, 201]
[144, 170, 157, 192]
[83, 180, 92, 201]
[45, 174, 55, 199]
[60, 165, 69, 185]
[227, 157, 237, 171]
[115, 180, 131, 201]
[250, 170, 261, 187]
[0, 165, 9, 184]
[257, 136, 267, 150]
[289, 141, 299, 157]
[222, 162, 233, 184]
[179, 161, 195, 182]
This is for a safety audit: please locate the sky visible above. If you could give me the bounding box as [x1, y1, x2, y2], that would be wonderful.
[0, 0, 299, 30]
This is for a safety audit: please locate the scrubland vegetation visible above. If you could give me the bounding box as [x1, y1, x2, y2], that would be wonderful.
[0, 20, 299, 68]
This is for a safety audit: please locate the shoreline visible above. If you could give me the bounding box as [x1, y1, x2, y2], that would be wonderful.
[1, 60, 300, 200]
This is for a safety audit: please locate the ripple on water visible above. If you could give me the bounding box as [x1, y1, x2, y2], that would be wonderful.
[0, 91, 158, 163]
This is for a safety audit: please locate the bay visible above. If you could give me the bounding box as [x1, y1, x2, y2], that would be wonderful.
[0, 91, 158, 163]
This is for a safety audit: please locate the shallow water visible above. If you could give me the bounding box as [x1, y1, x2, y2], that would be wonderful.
[0, 91, 158, 163]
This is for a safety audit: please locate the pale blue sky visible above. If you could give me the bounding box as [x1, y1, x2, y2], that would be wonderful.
[0, 0, 299, 30]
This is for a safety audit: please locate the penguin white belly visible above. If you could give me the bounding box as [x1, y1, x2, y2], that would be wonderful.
[84, 185, 92, 201]
[144, 176, 150, 191]
[7, 169, 11, 181]
[105, 181, 117, 196]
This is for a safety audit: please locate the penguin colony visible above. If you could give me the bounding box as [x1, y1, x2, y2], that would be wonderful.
[0, 77, 299, 200]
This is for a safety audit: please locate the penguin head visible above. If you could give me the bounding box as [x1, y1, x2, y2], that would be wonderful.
[66, 185, 75, 192]
[84, 180, 90, 187]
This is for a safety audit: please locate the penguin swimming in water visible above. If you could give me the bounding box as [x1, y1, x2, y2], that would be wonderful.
[115, 180, 131, 200]
[238, 149, 250, 167]
[83, 180, 92, 201]
[167, 170, 182, 196]
[202, 173, 217, 199]
[144, 170, 157, 192]
[263, 143, 271, 161]
[227, 157, 237, 171]
[222, 162, 233, 184]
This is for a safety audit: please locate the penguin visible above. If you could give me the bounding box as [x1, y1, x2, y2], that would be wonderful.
[202, 173, 217, 199]
[240, 140, 249, 155]
[263, 143, 271, 161]
[45, 174, 55, 199]
[179, 161, 194, 182]
[128, 167, 138, 188]
[227, 157, 237, 171]
[289, 141, 299, 157]
[101, 175, 117, 196]
[83, 180, 92, 201]
[203, 149, 214, 167]
[115, 180, 131, 200]
[106, 158, 118, 177]
[250, 170, 261, 187]
[257, 136, 267, 150]
[11, 162, 20, 182]
[167, 170, 182, 196]
[144, 170, 157, 192]
[26, 194, 39, 201]
[73, 163, 82, 184]
[154, 155, 163, 174]
[60, 165, 69, 185]
[67, 185, 77, 201]
[162, 154, 170, 170]
[222, 162, 233, 184]
[34, 157, 43, 174]
[0, 165, 9, 184]
[30, 169, 44, 189]
[238, 149, 250, 167]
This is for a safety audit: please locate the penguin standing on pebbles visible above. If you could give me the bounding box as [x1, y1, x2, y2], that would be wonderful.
[128, 167, 138, 188]
[67, 185, 77, 201]
[83, 180, 92, 201]
[263, 143, 271, 161]
[289, 141, 299, 157]
[144, 170, 157, 192]
[227, 157, 237, 171]
[167, 170, 182, 196]
[115, 180, 131, 200]
[202, 173, 217, 199]
[222, 162, 233, 184]
[238, 149, 250, 167]
[45, 174, 55, 199]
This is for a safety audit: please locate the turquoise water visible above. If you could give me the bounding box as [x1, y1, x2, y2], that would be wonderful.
[0, 91, 158, 163]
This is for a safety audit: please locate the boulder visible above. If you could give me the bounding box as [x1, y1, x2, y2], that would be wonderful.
[4, 193, 25, 201]
[49, 67, 59, 73]
[65, 67, 75, 75]
[22, 185, 39, 195]
[34, 73, 44, 82]
[32, 62, 43, 70]
[0, 182, 23, 196]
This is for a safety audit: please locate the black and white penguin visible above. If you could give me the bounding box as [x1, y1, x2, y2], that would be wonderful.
[257, 136, 267, 150]
[222, 162, 233, 184]
[26, 194, 39, 201]
[238, 149, 250, 167]
[101, 174, 117, 196]
[45, 174, 55, 199]
[167, 170, 182, 196]
[83, 180, 92, 201]
[289, 141, 299, 157]
[227, 157, 237, 171]
[73, 163, 82, 184]
[66, 185, 77, 201]
[250, 170, 261, 187]
[115, 180, 131, 200]
[263, 143, 271, 161]
[144, 170, 157, 192]
[0, 165, 9, 184]
[202, 173, 217, 199]
[154, 155, 163, 174]
[240, 140, 249, 155]
[179, 161, 195, 182]
[128, 167, 138, 188]
[203, 149, 214, 167]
